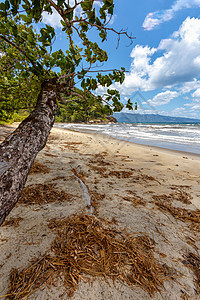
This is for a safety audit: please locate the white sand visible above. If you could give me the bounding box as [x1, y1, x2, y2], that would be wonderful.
[0, 125, 200, 299]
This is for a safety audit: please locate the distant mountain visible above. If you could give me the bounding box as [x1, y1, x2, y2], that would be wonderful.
[113, 112, 200, 124]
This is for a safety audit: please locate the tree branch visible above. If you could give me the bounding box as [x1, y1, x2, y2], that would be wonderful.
[85, 68, 128, 73]
[0, 35, 37, 70]
[45, 0, 134, 49]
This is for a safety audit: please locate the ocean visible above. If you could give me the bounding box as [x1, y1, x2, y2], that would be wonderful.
[54, 123, 200, 155]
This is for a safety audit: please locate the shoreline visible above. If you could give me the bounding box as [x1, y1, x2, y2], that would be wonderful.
[54, 125, 200, 159]
[0, 125, 200, 299]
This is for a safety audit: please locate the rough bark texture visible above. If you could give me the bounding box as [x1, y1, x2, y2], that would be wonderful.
[0, 78, 59, 226]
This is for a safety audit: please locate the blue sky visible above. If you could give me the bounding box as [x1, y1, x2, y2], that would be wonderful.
[42, 0, 200, 119]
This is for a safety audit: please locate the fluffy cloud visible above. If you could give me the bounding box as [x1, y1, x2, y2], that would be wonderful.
[148, 91, 179, 106]
[192, 88, 200, 99]
[166, 106, 200, 118]
[42, 8, 62, 28]
[130, 45, 156, 77]
[143, 0, 200, 30]
[42, 1, 115, 29]
[184, 102, 200, 115]
[116, 17, 200, 94]
[42, 0, 83, 28]
[143, 10, 173, 31]
[178, 79, 200, 94]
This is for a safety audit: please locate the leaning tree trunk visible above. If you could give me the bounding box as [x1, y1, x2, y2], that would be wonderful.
[0, 78, 59, 226]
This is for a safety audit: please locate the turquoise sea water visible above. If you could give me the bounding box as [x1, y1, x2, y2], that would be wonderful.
[55, 123, 200, 155]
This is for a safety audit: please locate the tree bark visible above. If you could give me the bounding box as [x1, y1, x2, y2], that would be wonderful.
[0, 78, 59, 226]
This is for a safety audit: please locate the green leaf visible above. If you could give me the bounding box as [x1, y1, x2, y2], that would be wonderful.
[108, 5, 114, 15]
[21, 14, 32, 24]
[5, 0, 10, 10]
[125, 99, 133, 110]
[15, 62, 23, 69]
[65, 9, 73, 21]
[57, 0, 65, 6]
[99, 7, 106, 21]
[0, 3, 6, 11]
[107, 89, 115, 95]
[81, 0, 93, 11]
[99, 29, 107, 42]
[135, 102, 138, 110]
[88, 9, 95, 23]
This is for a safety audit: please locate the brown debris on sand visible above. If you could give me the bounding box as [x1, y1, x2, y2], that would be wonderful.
[108, 170, 133, 178]
[184, 253, 200, 293]
[2, 217, 23, 227]
[19, 184, 73, 205]
[6, 215, 169, 299]
[154, 200, 200, 225]
[29, 161, 50, 174]
[153, 189, 192, 205]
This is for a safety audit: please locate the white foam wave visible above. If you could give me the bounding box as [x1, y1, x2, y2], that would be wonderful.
[55, 123, 200, 151]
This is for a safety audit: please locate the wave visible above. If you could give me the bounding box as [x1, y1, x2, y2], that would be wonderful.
[55, 123, 200, 154]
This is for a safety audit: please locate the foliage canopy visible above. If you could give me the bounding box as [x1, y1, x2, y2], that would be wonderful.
[0, 0, 134, 121]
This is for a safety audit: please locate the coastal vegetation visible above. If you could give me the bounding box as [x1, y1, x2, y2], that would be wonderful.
[0, 0, 134, 224]
[0, 52, 111, 124]
[55, 88, 113, 123]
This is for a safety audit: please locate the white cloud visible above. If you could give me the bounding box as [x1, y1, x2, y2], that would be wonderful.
[42, 8, 62, 28]
[143, 0, 200, 30]
[115, 17, 200, 95]
[42, 1, 112, 29]
[171, 107, 186, 114]
[192, 88, 200, 98]
[190, 104, 200, 110]
[42, 1, 83, 28]
[148, 91, 179, 106]
[143, 10, 173, 31]
[130, 45, 156, 77]
[107, 14, 117, 25]
[184, 102, 200, 113]
[178, 79, 200, 94]
[168, 106, 200, 118]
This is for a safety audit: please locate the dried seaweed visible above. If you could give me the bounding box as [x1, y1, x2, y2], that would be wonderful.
[47, 134, 58, 142]
[125, 190, 145, 206]
[19, 184, 73, 205]
[88, 164, 109, 177]
[29, 161, 50, 175]
[63, 142, 84, 152]
[108, 170, 133, 178]
[180, 290, 190, 300]
[7, 215, 169, 299]
[2, 217, 23, 227]
[175, 190, 192, 204]
[89, 190, 106, 212]
[71, 168, 87, 182]
[184, 253, 200, 293]
[123, 195, 146, 206]
[7, 257, 55, 300]
[155, 201, 200, 224]
[44, 153, 57, 157]
[90, 191, 105, 202]
[89, 158, 111, 166]
[132, 174, 160, 184]
[153, 190, 192, 205]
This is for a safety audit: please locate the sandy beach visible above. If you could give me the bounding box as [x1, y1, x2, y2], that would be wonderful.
[0, 124, 200, 300]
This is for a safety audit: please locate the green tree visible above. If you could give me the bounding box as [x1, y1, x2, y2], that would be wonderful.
[56, 88, 113, 122]
[0, 42, 40, 121]
[0, 0, 134, 225]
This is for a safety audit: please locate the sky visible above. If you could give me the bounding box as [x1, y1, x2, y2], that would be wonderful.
[42, 0, 200, 119]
